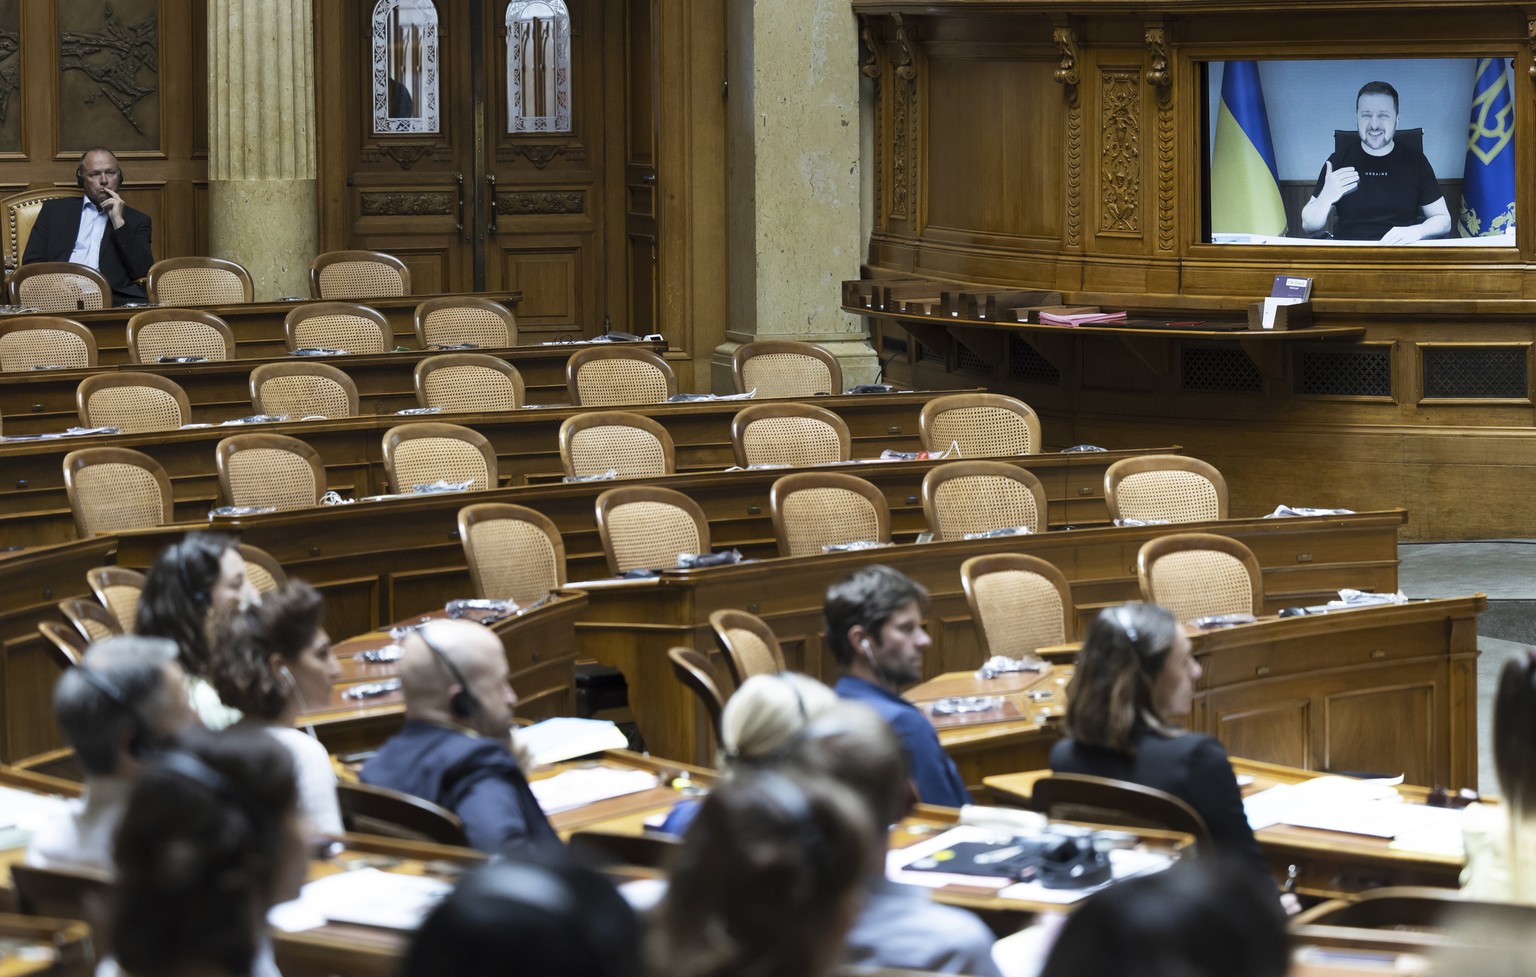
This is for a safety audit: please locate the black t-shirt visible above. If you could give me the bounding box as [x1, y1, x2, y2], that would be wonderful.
[1312, 141, 1443, 241]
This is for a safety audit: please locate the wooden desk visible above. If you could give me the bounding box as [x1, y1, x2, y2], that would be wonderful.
[9, 291, 521, 366]
[0, 339, 644, 437]
[906, 668, 1071, 793]
[0, 389, 963, 549]
[984, 755, 1469, 903]
[0, 914, 92, 977]
[572, 510, 1405, 764]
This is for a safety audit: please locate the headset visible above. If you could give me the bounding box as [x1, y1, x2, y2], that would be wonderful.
[418, 625, 478, 719]
[74, 664, 148, 758]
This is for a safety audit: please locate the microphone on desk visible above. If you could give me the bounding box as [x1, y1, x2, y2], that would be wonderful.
[1277, 607, 1311, 617]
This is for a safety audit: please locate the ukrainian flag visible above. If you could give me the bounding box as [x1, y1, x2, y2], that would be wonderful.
[1210, 61, 1286, 237]
[1459, 58, 1516, 237]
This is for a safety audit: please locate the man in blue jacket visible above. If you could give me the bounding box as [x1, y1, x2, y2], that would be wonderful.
[826, 565, 970, 808]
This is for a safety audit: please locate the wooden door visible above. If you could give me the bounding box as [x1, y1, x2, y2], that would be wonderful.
[619, 0, 657, 336]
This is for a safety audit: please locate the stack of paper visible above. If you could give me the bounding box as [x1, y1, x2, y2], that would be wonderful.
[269, 868, 453, 932]
[1039, 310, 1128, 326]
[514, 717, 630, 766]
[528, 767, 659, 814]
[1242, 776, 1464, 855]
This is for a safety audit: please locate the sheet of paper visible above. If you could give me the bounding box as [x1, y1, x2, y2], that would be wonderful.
[0, 786, 70, 832]
[270, 868, 452, 932]
[1242, 776, 1457, 842]
[528, 767, 659, 814]
[514, 717, 629, 767]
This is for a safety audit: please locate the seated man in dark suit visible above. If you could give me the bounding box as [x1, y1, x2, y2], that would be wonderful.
[826, 564, 971, 808]
[21, 147, 154, 304]
[361, 619, 560, 854]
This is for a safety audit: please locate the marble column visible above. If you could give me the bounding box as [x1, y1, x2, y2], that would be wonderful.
[207, 0, 317, 300]
[714, 0, 877, 391]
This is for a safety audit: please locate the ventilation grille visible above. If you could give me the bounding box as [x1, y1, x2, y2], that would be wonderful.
[1008, 335, 1061, 384]
[956, 345, 991, 375]
[1295, 347, 1392, 397]
[1423, 347, 1527, 399]
[1180, 345, 1262, 393]
[918, 342, 946, 365]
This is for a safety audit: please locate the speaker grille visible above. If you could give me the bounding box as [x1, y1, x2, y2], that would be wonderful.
[1295, 347, 1392, 397]
[1422, 347, 1526, 399]
[956, 345, 991, 375]
[1180, 345, 1262, 393]
[1008, 335, 1061, 384]
[918, 341, 946, 365]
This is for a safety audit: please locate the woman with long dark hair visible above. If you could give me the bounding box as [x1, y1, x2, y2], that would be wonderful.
[1462, 653, 1536, 903]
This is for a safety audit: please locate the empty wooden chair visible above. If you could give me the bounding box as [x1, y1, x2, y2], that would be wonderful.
[961, 553, 1075, 659]
[1293, 886, 1536, 931]
[37, 620, 86, 668]
[215, 433, 326, 511]
[731, 339, 843, 397]
[1004, 773, 1215, 854]
[731, 403, 851, 468]
[922, 461, 1048, 540]
[10, 261, 111, 311]
[708, 608, 786, 686]
[458, 503, 566, 605]
[667, 646, 725, 743]
[414, 353, 525, 412]
[414, 296, 516, 348]
[76, 373, 190, 433]
[249, 361, 360, 418]
[382, 422, 498, 494]
[62, 447, 174, 537]
[145, 256, 255, 305]
[336, 781, 467, 845]
[310, 249, 411, 299]
[86, 566, 146, 633]
[1105, 455, 1229, 524]
[559, 411, 675, 479]
[0, 318, 96, 371]
[919, 393, 1041, 456]
[2, 187, 80, 266]
[59, 597, 122, 644]
[239, 544, 289, 594]
[566, 346, 677, 406]
[595, 485, 710, 575]
[126, 308, 235, 363]
[1138, 532, 1263, 624]
[284, 301, 393, 355]
[567, 829, 681, 869]
[769, 472, 891, 558]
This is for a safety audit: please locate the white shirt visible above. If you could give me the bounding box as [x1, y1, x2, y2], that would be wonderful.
[70, 195, 109, 269]
[265, 724, 344, 836]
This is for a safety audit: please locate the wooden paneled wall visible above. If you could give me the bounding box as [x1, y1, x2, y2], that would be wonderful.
[856, 2, 1536, 540]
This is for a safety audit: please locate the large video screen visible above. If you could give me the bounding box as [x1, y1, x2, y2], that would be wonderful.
[1202, 58, 1516, 247]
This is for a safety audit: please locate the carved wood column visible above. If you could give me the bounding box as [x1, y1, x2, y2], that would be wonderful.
[207, 0, 317, 299]
[713, 0, 877, 390]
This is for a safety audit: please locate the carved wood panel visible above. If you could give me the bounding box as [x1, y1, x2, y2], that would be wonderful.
[1098, 67, 1140, 235]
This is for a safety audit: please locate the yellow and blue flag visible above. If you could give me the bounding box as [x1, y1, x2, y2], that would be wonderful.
[1210, 61, 1286, 236]
[1459, 58, 1515, 237]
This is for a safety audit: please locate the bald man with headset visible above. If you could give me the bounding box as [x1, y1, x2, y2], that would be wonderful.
[360, 619, 559, 854]
[21, 147, 154, 304]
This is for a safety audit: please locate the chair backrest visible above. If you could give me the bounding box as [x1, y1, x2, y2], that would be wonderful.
[10, 862, 115, 935]
[731, 402, 851, 468]
[76, 373, 190, 433]
[1138, 532, 1263, 624]
[239, 544, 289, 594]
[11, 262, 111, 311]
[769, 472, 892, 558]
[414, 353, 525, 412]
[922, 461, 1048, 541]
[336, 781, 467, 846]
[0, 318, 97, 371]
[595, 485, 710, 574]
[86, 566, 146, 633]
[59, 597, 123, 644]
[708, 608, 786, 686]
[414, 296, 516, 348]
[566, 346, 678, 406]
[310, 249, 411, 299]
[567, 829, 681, 870]
[37, 620, 86, 668]
[126, 308, 236, 363]
[1105, 455, 1229, 524]
[284, 301, 392, 355]
[458, 503, 567, 605]
[919, 393, 1042, 456]
[215, 433, 326, 510]
[382, 422, 498, 493]
[249, 362, 360, 419]
[559, 410, 675, 479]
[731, 339, 843, 397]
[667, 646, 725, 743]
[2, 187, 79, 265]
[961, 553, 1075, 658]
[145, 256, 255, 305]
[62, 448, 174, 537]
[1293, 885, 1536, 930]
[1030, 773, 1214, 852]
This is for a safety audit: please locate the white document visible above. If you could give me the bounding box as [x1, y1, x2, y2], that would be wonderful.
[528, 767, 659, 814]
[514, 717, 629, 767]
[0, 785, 70, 832]
[269, 868, 452, 932]
[1260, 296, 1304, 329]
[1242, 776, 1461, 849]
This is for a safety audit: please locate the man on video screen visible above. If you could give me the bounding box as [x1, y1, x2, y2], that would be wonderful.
[1300, 81, 1450, 243]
